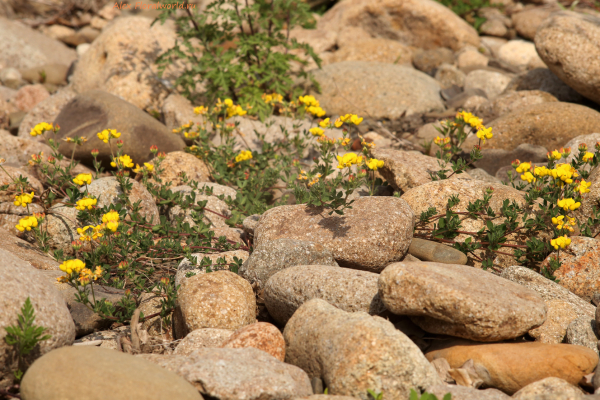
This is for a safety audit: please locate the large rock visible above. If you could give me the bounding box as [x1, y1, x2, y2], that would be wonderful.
[475, 90, 558, 123]
[254, 197, 414, 272]
[70, 16, 176, 111]
[329, 34, 414, 65]
[0, 227, 59, 270]
[472, 143, 549, 177]
[0, 165, 43, 202]
[221, 322, 285, 361]
[427, 384, 510, 400]
[0, 132, 53, 167]
[317, 0, 479, 51]
[512, 377, 584, 400]
[239, 239, 339, 292]
[379, 262, 547, 341]
[149, 151, 211, 187]
[309, 62, 444, 120]
[264, 265, 386, 325]
[284, 299, 441, 399]
[535, 11, 600, 105]
[0, 17, 77, 70]
[464, 70, 512, 100]
[497, 40, 544, 71]
[20, 346, 202, 400]
[0, 249, 75, 389]
[42, 202, 79, 255]
[512, 7, 557, 41]
[425, 340, 598, 395]
[565, 316, 598, 355]
[575, 166, 600, 235]
[527, 300, 578, 344]
[17, 86, 77, 139]
[503, 68, 585, 103]
[174, 328, 234, 356]
[53, 90, 185, 168]
[14, 84, 49, 112]
[140, 347, 312, 400]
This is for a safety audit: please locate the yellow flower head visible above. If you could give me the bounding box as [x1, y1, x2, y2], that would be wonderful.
[366, 158, 385, 171]
[77, 225, 103, 241]
[102, 211, 120, 223]
[75, 197, 97, 211]
[521, 172, 536, 184]
[298, 95, 320, 108]
[30, 122, 53, 137]
[476, 127, 493, 144]
[111, 154, 134, 169]
[73, 173, 92, 186]
[235, 150, 253, 163]
[133, 163, 155, 174]
[306, 106, 326, 117]
[515, 162, 531, 174]
[582, 152, 595, 163]
[339, 137, 351, 146]
[550, 163, 578, 184]
[576, 179, 592, 194]
[319, 118, 331, 128]
[350, 114, 363, 125]
[226, 104, 247, 118]
[551, 235, 571, 250]
[336, 153, 363, 169]
[309, 127, 325, 137]
[97, 129, 120, 143]
[548, 150, 562, 161]
[557, 198, 581, 211]
[194, 106, 208, 115]
[334, 118, 343, 128]
[14, 192, 34, 207]
[59, 259, 86, 275]
[15, 215, 38, 232]
[262, 93, 283, 104]
[534, 166, 551, 177]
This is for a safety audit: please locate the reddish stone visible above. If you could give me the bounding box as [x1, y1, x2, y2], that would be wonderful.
[14, 84, 50, 112]
[221, 322, 285, 361]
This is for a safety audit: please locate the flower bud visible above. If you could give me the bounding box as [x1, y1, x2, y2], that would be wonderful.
[71, 240, 83, 251]
[116, 140, 124, 148]
[150, 145, 158, 154]
[91, 149, 99, 157]
[47, 156, 56, 164]
[561, 147, 571, 157]
[578, 143, 588, 152]
[511, 159, 521, 169]
[118, 261, 129, 270]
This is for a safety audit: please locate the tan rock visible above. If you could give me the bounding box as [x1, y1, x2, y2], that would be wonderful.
[464, 70, 512, 99]
[503, 68, 585, 103]
[512, 377, 584, 400]
[14, 84, 49, 112]
[457, 48, 489, 69]
[161, 93, 205, 133]
[330, 34, 413, 65]
[289, 26, 337, 54]
[222, 322, 285, 361]
[512, 6, 557, 41]
[174, 328, 233, 356]
[435, 63, 466, 89]
[0, 132, 53, 167]
[0, 227, 59, 270]
[427, 384, 510, 400]
[475, 90, 558, 122]
[0, 165, 43, 202]
[17, 86, 77, 139]
[528, 300, 578, 344]
[574, 166, 600, 236]
[150, 151, 210, 186]
[497, 40, 543, 70]
[175, 250, 250, 287]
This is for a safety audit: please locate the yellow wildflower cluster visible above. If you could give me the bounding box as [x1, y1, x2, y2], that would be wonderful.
[133, 163, 154, 174]
[193, 106, 208, 115]
[336, 153, 363, 169]
[215, 99, 247, 118]
[557, 198, 580, 211]
[366, 158, 384, 171]
[434, 136, 451, 146]
[78, 266, 103, 285]
[97, 129, 121, 143]
[317, 136, 336, 145]
[582, 152, 595, 162]
[59, 259, 86, 275]
[551, 235, 571, 250]
[102, 211, 120, 232]
[457, 111, 493, 144]
[262, 93, 283, 104]
[552, 215, 576, 232]
[515, 161, 581, 186]
[320, 118, 340, 128]
[309, 127, 324, 137]
[30, 122, 53, 137]
[77, 225, 104, 241]
[172, 121, 193, 134]
[14, 192, 34, 207]
[111, 154, 134, 168]
[15, 215, 38, 232]
[235, 150, 252, 163]
[298, 95, 325, 117]
[339, 114, 363, 125]
[577, 180, 591, 194]
[76, 197, 97, 211]
[339, 137, 351, 146]
[73, 173, 92, 186]
[307, 173, 322, 187]
[297, 170, 308, 181]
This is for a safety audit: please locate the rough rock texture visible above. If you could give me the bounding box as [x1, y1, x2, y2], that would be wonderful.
[535, 11, 600, 105]
[427, 384, 510, 400]
[174, 328, 234, 356]
[565, 316, 598, 355]
[221, 322, 286, 361]
[563, 133, 600, 165]
[317, 0, 479, 51]
[150, 151, 211, 187]
[500, 265, 596, 319]
[84, 176, 160, 224]
[413, 48, 455, 75]
[175, 271, 256, 338]
[475, 90, 558, 123]
[161, 93, 206, 133]
[425, 340, 598, 395]
[0, 227, 59, 270]
[464, 70, 512, 99]
[70, 16, 177, 111]
[511, 377, 585, 400]
[527, 300, 578, 344]
[0, 165, 43, 202]
[140, 348, 312, 400]
[20, 346, 202, 400]
[53, 90, 185, 168]
[239, 239, 339, 292]
[14, 84, 49, 112]
[0, 132, 54, 167]
[42, 202, 79, 255]
[284, 299, 441, 399]
[379, 262, 547, 341]
[18, 87, 77, 139]
[176, 250, 250, 287]
[0, 249, 76, 390]
[264, 265, 386, 325]
[503, 68, 585, 103]
[309, 62, 444, 120]
[254, 197, 414, 272]
[435, 63, 466, 89]
[329, 35, 414, 65]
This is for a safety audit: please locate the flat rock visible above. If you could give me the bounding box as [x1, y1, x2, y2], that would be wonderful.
[408, 238, 468, 265]
[20, 346, 202, 400]
[254, 197, 414, 272]
[284, 299, 441, 399]
[264, 265, 386, 325]
[221, 322, 285, 361]
[425, 340, 598, 394]
[174, 328, 234, 356]
[512, 377, 584, 400]
[528, 300, 578, 344]
[379, 262, 547, 341]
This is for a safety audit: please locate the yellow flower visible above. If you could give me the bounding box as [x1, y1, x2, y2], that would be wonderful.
[319, 118, 331, 128]
[15, 215, 38, 232]
[133, 163, 155, 174]
[298, 95, 319, 107]
[235, 150, 253, 163]
[309, 127, 325, 137]
[515, 162, 531, 174]
[97, 129, 120, 143]
[576, 179, 592, 194]
[30, 122, 53, 137]
[550, 163, 578, 184]
[262, 93, 283, 104]
[75, 197, 97, 211]
[339, 137, 351, 146]
[59, 259, 86, 275]
[73, 173, 92, 186]
[14, 192, 34, 207]
[111, 154, 134, 168]
[366, 158, 385, 171]
[534, 166, 550, 177]
[548, 150, 562, 161]
[582, 152, 595, 163]
[551, 235, 571, 250]
[521, 171, 536, 184]
[306, 106, 326, 117]
[226, 104, 247, 118]
[350, 114, 363, 125]
[551, 215, 565, 227]
[77, 225, 103, 241]
[102, 211, 120, 223]
[476, 127, 493, 143]
[104, 220, 119, 232]
[336, 153, 362, 169]
[334, 118, 343, 128]
[557, 198, 581, 211]
[194, 106, 208, 115]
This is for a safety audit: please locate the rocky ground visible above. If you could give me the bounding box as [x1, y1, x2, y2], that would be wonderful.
[2, 0, 600, 399]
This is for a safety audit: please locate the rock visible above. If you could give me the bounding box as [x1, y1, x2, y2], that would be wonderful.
[475, 90, 558, 122]
[456, 48, 489, 69]
[563, 133, 600, 165]
[289, 26, 337, 54]
[0, 17, 77, 70]
[210, 227, 246, 246]
[408, 238, 468, 264]
[497, 40, 543, 70]
[196, 182, 237, 200]
[254, 197, 414, 272]
[174, 328, 234, 355]
[0, 227, 59, 270]
[242, 214, 260, 236]
[480, 36, 508, 58]
[317, 0, 479, 51]
[512, 6, 556, 41]
[565, 317, 598, 355]
[425, 340, 598, 394]
[503, 68, 584, 103]
[0, 128, 53, 167]
[39, 24, 75, 42]
[221, 322, 285, 361]
[84, 176, 160, 224]
[168, 185, 231, 229]
[140, 347, 312, 400]
[379, 262, 547, 341]
[70, 16, 176, 111]
[0, 249, 75, 389]
[14, 84, 49, 112]
[150, 151, 211, 186]
[500, 265, 596, 319]
[20, 346, 202, 400]
[413, 48, 456, 75]
[264, 265, 386, 326]
[175, 250, 250, 287]
[577, 167, 600, 231]
[468, 168, 501, 183]
[435, 63, 466, 89]
[528, 300, 578, 344]
[427, 384, 510, 400]
[535, 11, 600, 105]
[0, 67, 22, 89]
[239, 239, 338, 292]
[479, 19, 509, 38]
[20, 64, 69, 85]
[284, 299, 441, 399]
[464, 70, 512, 99]
[0, 165, 43, 202]
[473, 143, 549, 177]
[175, 271, 256, 338]
[53, 90, 185, 168]
[18, 86, 77, 139]
[330, 32, 413, 65]
[43, 202, 79, 255]
[511, 377, 585, 400]
[309, 61, 444, 120]
[137, 292, 169, 338]
[161, 93, 206, 133]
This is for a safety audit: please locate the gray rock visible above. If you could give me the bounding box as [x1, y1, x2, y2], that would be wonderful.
[242, 214, 261, 236]
[565, 317, 598, 355]
[379, 262, 547, 341]
[20, 346, 202, 400]
[427, 384, 510, 400]
[408, 238, 468, 265]
[468, 168, 501, 183]
[464, 70, 512, 99]
[512, 377, 584, 400]
[264, 265, 386, 325]
[140, 347, 312, 400]
[173, 328, 234, 356]
[0, 249, 76, 390]
[239, 239, 339, 292]
[284, 299, 441, 399]
[503, 68, 584, 103]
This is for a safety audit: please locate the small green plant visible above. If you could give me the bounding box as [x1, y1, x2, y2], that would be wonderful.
[4, 297, 51, 381]
[367, 389, 384, 400]
[410, 389, 451, 400]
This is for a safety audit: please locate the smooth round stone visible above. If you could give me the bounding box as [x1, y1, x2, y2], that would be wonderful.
[408, 238, 468, 265]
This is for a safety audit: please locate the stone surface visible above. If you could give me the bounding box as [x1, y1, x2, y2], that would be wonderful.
[70, 16, 177, 111]
[239, 239, 339, 292]
[503, 68, 584, 103]
[221, 322, 285, 361]
[512, 6, 556, 41]
[150, 151, 211, 186]
[174, 328, 234, 356]
[379, 262, 547, 341]
[317, 0, 479, 51]
[18, 86, 77, 139]
[330, 32, 413, 65]
[309, 62, 444, 120]
[140, 347, 312, 400]
[464, 70, 512, 99]
[20, 346, 202, 400]
[577, 166, 600, 232]
[14, 84, 50, 112]
[511, 377, 584, 400]
[175, 271, 256, 338]
[0, 132, 53, 167]
[0, 249, 76, 389]
[435, 63, 466, 89]
[475, 90, 558, 122]
[175, 250, 250, 287]
[264, 265, 386, 326]
[161, 93, 206, 133]
[168, 185, 231, 229]
[425, 340, 598, 395]
[497, 40, 543, 70]
[535, 11, 600, 105]
[20, 64, 69, 86]
[565, 316, 598, 355]
[468, 168, 501, 183]
[0, 227, 59, 270]
[42, 202, 78, 255]
[284, 299, 441, 399]
[563, 133, 600, 165]
[427, 384, 510, 400]
[528, 300, 578, 344]
[413, 48, 455, 75]
[53, 90, 185, 168]
[408, 238, 468, 265]
[254, 197, 414, 272]
[0, 165, 43, 202]
[457, 48, 489, 69]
